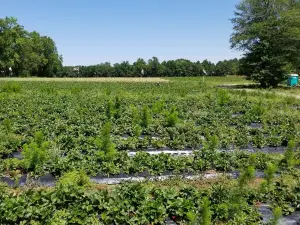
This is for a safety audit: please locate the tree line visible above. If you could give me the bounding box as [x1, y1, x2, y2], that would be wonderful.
[59, 58, 242, 77]
[2, 0, 300, 89]
[0, 17, 242, 78]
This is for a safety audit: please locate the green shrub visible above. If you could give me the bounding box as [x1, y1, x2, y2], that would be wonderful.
[200, 197, 212, 225]
[264, 162, 277, 185]
[21, 141, 49, 172]
[165, 106, 179, 127]
[269, 207, 282, 225]
[3, 118, 12, 133]
[238, 166, 255, 188]
[283, 139, 296, 168]
[105, 100, 114, 119]
[140, 106, 151, 129]
[34, 131, 44, 147]
[95, 122, 116, 161]
[57, 170, 90, 187]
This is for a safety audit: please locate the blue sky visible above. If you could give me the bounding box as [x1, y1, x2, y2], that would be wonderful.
[1, 0, 242, 66]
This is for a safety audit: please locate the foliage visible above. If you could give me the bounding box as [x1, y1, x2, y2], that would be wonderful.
[231, 0, 300, 87]
[21, 140, 49, 172]
[0, 17, 62, 77]
[95, 122, 116, 161]
[57, 170, 91, 188]
[55, 58, 242, 77]
[269, 207, 282, 225]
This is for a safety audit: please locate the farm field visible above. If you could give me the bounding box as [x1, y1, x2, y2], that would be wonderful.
[0, 76, 300, 224]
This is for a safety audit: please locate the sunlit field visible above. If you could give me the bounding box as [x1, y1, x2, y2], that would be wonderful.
[0, 76, 300, 224]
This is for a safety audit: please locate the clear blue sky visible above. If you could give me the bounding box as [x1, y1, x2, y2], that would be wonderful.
[1, 0, 242, 66]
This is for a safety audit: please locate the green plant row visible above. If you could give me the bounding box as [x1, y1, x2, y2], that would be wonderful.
[2, 166, 300, 225]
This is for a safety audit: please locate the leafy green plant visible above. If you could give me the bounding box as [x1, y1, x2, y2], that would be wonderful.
[283, 140, 296, 168]
[3, 118, 12, 134]
[238, 165, 255, 188]
[200, 197, 212, 225]
[217, 89, 230, 106]
[269, 207, 282, 225]
[57, 170, 91, 188]
[21, 141, 49, 172]
[140, 105, 151, 129]
[264, 162, 277, 186]
[165, 106, 180, 127]
[34, 131, 44, 147]
[95, 122, 116, 161]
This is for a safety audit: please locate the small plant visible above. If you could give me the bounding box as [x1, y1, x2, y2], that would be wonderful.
[57, 170, 91, 187]
[217, 89, 230, 106]
[208, 135, 219, 151]
[3, 118, 12, 134]
[131, 105, 140, 125]
[153, 100, 165, 114]
[133, 124, 142, 137]
[21, 141, 49, 172]
[284, 139, 296, 168]
[106, 100, 114, 120]
[95, 122, 116, 161]
[34, 131, 44, 147]
[165, 106, 179, 127]
[200, 197, 212, 225]
[251, 100, 266, 118]
[140, 106, 151, 129]
[115, 95, 121, 110]
[269, 207, 282, 225]
[238, 165, 255, 188]
[264, 162, 277, 186]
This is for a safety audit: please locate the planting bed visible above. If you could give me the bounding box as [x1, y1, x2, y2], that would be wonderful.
[0, 77, 300, 224]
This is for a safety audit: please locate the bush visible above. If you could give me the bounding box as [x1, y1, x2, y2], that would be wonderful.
[21, 141, 49, 172]
[140, 106, 151, 129]
[165, 106, 179, 127]
[57, 170, 91, 188]
[95, 122, 116, 161]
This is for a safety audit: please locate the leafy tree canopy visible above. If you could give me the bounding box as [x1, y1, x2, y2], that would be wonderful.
[231, 0, 300, 87]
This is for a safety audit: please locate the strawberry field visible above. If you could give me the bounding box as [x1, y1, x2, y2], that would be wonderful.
[0, 77, 300, 224]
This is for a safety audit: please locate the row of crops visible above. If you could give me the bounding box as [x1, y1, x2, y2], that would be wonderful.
[0, 78, 300, 224]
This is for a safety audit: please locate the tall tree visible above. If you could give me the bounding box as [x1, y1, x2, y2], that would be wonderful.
[0, 17, 26, 75]
[231, 0, 300, 87]
[0, 17, 62, 77]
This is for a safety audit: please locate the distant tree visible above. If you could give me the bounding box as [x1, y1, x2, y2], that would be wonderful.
[231, 0, 300, 87]
[202, 59, 216, 76]
[133, 58, 147, 77]
[147, 57, 163, 77]
[114, 61, 133, 77]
